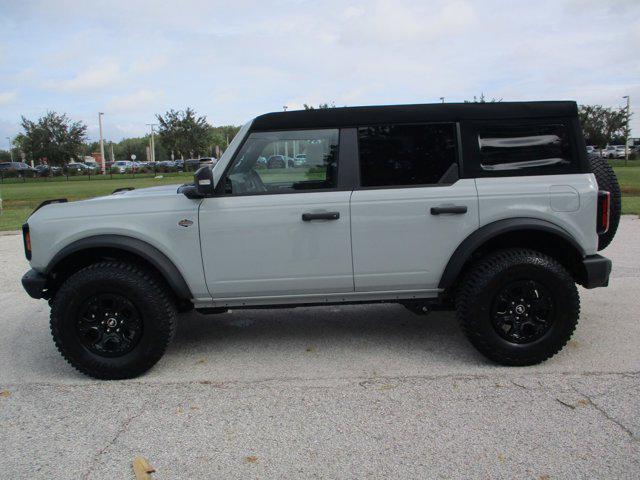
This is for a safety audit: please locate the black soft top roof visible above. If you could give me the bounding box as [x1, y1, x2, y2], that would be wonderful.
[251, 101, 578, 131]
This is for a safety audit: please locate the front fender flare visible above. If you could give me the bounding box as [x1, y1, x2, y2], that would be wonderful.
[45, 235, 192, 299]
[438, 218, 586, 289]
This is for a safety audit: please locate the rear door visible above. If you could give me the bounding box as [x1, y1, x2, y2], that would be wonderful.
[350, 123, 479, 292]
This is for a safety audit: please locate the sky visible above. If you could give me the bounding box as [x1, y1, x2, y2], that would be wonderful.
[1, 0, 639, 148]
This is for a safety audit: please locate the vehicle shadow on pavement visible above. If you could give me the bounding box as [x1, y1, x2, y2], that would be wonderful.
[160, 303, 486, 378]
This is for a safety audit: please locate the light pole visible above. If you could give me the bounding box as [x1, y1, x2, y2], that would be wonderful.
[98, 112, 106, 174]
[146, 123, 157, 163]
[439, 97, 445, 103]
[623, 96, 630, 166]
[5, 136, 13, 162]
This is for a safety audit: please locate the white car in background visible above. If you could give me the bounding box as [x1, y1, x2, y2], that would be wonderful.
[112, 160, 133, 173]
[603, 145, 626, 159]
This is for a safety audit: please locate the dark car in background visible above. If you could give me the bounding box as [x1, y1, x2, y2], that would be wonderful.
[34, 164, 63, 176]
[0, 162, 38, 177]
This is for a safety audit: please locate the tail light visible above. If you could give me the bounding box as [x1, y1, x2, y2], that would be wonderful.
[22, 223, 32, 260]
[597, 190, 611, 235]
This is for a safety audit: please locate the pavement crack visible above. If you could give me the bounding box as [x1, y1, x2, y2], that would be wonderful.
[570, 385, 637, 441]
[81, 401, 147, 479]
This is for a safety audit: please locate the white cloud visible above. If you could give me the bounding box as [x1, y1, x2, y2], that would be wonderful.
[1, 0, 640, 137]
[44, 60, 123, 92]
[106, 89, 164, 113]
[0, 91, 17, 105]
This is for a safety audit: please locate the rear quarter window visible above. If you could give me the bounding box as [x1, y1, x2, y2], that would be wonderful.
[461, 119, 581, 177]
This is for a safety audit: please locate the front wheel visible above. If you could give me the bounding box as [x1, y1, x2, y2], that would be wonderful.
[456, 249, 579, 366]
[50, 261, 177, 379]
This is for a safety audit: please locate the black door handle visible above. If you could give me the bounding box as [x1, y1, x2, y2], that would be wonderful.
[302, 212, 340, 221]
[430, 205, 467, 215]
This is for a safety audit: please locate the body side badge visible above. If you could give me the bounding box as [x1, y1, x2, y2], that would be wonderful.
[178, 219, 194, 228]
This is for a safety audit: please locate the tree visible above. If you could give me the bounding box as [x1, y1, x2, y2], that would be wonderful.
[464, 93, 502, 103]
[578, 105, 629, 148]
[207, 125, 241, 157]
[0, 150, 11, 162]
[303, 102, 336, 110]
[15, 112, 87, 165]
[156, 108, 210, 159]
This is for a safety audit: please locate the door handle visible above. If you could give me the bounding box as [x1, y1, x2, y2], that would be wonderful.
[302, 212, 340, 221]
[430, 205, 467, 215]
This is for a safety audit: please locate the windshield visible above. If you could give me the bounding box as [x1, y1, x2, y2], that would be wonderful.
[212, 120, 252, 185]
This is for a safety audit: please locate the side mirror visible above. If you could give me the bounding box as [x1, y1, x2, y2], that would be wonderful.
[182, 166, 215, 199]
[194, 166, 215, 196]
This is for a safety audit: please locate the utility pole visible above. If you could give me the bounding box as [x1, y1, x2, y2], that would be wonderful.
[98, 112, 106, 174]
[146, 123, 157, 163]
[623, 96, 630, 166]
[5, 136, 13, 162]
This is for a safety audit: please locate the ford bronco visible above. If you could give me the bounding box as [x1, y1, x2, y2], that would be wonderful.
[21, 102, 620, 379]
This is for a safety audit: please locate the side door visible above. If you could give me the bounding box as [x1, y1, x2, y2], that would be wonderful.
[199, 128, 355, 300]
[350, 123, 479, 292]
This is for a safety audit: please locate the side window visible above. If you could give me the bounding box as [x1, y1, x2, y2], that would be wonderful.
[358, 123, 457, 187]
[477, 123, 572, 172]
[224, 129, 339, 195]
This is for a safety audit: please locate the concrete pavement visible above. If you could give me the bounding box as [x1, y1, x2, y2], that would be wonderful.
[1, 217, 639, 478]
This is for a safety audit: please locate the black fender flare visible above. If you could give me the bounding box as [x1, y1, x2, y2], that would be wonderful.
[45, 235, 192, 299]
[438, 218, 586, 289]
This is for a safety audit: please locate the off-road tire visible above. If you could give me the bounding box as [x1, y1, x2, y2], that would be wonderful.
[588, 153, 621, 250]
[456, 249, 579, 366]
[50, 261, 177, 379]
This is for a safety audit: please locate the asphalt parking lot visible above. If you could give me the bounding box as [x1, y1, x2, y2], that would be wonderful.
[1, 218, 639, 479]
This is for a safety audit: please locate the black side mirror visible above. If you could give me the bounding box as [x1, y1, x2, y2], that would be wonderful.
[194, 166, 215, 196]
[182, 166, 215, 199]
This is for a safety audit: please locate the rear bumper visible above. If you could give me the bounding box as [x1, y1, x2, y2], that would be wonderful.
[21, 269, 48, 299]
[582, 254, 612, 289]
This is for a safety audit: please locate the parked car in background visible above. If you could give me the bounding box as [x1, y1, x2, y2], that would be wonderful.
[111, 160, 133, 173]
[293, 154, 308, 167]
[185, 159, 202, 171]
[586, 146, 595, 155]
[602, 145, 626, 159]
[198, 157, 217, 165]
[267, 155, 286, 168]
[0, 161, 38, 177]
[34, 164, 63, 176]
[65, 162, 95, 174]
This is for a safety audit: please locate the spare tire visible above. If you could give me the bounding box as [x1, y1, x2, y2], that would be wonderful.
[588, 154, 621, 250]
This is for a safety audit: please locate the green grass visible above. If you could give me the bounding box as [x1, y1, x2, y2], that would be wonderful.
[1, 164, 639, 231]
[611, 161, 640, 215]
[0, 174, 192, 231]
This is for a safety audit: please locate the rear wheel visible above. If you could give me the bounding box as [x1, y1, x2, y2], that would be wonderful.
[588, 153, 621, 250]
[456, 249, 579, 366]
[50, 261, 177, 379]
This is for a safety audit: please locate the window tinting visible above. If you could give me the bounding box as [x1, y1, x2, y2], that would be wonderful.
[478, 123, 571, 171]
[224, 129, 339, 195]
[358, 124, 457, 187]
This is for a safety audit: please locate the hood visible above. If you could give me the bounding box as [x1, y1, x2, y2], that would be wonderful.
[104, 183, 184, 198]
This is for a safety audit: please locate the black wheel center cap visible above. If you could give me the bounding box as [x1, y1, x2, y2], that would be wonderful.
[515, 304, 526, 315]
[106, 318, 118, 328]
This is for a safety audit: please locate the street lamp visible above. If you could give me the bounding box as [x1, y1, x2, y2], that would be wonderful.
[5, 136, 13, 162]
[439, 97, 445, 103]
[98, 112, 106, 174]
[623, 96, 630, 166]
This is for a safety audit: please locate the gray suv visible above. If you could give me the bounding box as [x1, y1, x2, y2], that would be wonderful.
[20, 101, 620, 379]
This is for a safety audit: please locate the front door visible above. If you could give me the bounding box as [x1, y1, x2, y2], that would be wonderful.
[199, 128, 354, 299]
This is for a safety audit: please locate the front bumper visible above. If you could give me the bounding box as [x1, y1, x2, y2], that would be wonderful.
[582, 254, 612, 289]
[21, 269, 48, 299]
